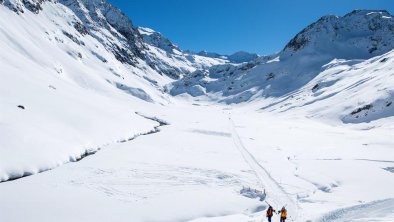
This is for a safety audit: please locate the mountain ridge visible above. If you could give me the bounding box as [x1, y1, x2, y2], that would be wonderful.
[170, 9, 394, 100]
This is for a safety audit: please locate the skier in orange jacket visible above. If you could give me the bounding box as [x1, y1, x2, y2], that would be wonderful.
[278, 207, 287, 222]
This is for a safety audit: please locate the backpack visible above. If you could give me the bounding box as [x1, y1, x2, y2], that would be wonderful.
[281, 209, 287, 218]
[267, 208, 273, 217]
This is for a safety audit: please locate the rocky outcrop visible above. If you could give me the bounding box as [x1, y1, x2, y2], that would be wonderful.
[59, 0, 145, 65]
[1, 0, 47, 14]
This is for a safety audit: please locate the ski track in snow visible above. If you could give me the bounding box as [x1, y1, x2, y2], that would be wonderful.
[228, 113, 300, 222]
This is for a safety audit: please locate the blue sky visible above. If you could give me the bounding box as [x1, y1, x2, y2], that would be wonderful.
[108, 0, 393, 55]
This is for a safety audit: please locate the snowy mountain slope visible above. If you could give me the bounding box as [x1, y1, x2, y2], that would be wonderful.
[138, 27, 180, 54]
[170, 10, 394, 109]
[0, 1, 171, 182]
[0, 0, 253, 182]
[59, 0, 145, 65]
[225, 109, 394, 222]
[283, 10, 394, 58]
[139, 27, 228, 79]
[258, 50, 394, 124]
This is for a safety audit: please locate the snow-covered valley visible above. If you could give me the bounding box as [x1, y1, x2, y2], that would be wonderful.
[1, 102, 393, 222]
[0, 0, 393, 221]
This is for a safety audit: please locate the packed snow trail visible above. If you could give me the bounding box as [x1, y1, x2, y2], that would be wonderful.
[228, 114, 300, 221]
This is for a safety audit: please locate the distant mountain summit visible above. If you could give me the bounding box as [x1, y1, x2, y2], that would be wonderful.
[283, 10, 394, 59]
[138, 27, 180, 54]
[228, 51, 259, 63]
[194, 50, 259, 63]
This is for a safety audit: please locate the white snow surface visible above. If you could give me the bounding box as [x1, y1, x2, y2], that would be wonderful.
[0, 0, 229, 182]
[0, 2, 393, 222]
[1, 103, 393, 222]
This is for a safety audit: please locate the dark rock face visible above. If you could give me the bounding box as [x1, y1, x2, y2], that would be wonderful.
[285, 35, 308, 51]
[62, 31, 85, 46]
[2, 0, 25, 13]
[350, 104, 373, 116]
[73, 22, 88, 36]
[22, 0, 44, 13]
[1, 0, 47, 14]
[111, 44, 137, 65]
[58, 0, 145, 65]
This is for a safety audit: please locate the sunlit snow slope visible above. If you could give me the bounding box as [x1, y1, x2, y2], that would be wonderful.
[0, 0, 229, 182]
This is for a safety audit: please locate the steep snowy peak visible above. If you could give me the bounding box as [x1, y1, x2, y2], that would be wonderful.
[0, 0, 176, 102]
[227, 51, 259, 63]
[284, 10, 394, 59]
[138, 27, 229, 79]
[2, 0, 146, 66]
[139, 27, 181, 54]
[196, 50, 226, 59]
[1, 0, 232, 81]
[60, 0, 137, 34]
[59, 0, 144, 64]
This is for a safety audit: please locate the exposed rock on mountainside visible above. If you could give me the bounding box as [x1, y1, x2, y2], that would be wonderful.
[1, 0, 46, 14]
[59, 0, 145, 65]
